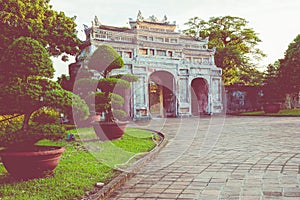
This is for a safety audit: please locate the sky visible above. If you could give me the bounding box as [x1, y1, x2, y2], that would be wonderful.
[50, 0, 300, 79]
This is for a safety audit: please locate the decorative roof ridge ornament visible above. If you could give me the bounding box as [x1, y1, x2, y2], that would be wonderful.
[136, 10, 175, 25]
[147, 15, 159, 23]
[137, 10, 144, 21]
[83, 24, 89, 30]
[163, 15, 168, 23]
[94, 15, 101, 27]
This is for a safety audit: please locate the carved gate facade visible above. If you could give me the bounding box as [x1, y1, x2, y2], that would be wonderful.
[74, 12, 223, 119]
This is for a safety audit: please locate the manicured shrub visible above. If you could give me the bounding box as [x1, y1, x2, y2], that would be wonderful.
[0, 124, 66, 148]
[0, 37, 89, 149]
[0, 115, 24, 135]
[112, 110, 127, 120]
[31, 108, 61, 124]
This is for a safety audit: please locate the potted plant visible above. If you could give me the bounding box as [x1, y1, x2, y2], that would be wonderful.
[261, 63, 284, 113]
[0, 37, 89, 179]
[76, 44, 136, 140]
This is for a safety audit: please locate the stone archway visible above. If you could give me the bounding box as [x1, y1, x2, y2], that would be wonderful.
[149, 71, 176, 118]
[191, 78, 209, 116]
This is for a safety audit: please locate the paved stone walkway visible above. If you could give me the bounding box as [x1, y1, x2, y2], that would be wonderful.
[109, 116, 300, 200]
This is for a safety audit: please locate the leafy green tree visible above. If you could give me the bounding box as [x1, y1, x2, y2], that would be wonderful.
[278, 34, 300, 94]
[0, 0, 80, 60]
[88, 44, 124, 78]
[261, 62, 284, 104]
[81, 44, 133, 122]
[0, 37, 88, 142]
[0, 36, 54, 80]
[183, 16, 265, 85]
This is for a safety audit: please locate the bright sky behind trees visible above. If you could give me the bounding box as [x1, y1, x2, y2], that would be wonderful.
[50, 0, 300, 78]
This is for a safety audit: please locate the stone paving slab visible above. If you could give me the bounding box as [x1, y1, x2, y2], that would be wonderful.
[105, 116, 300, 199]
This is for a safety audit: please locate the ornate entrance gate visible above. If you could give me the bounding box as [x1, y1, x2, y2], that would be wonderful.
[149, 71, 176, 118]
[71, 12, 223, 119]
[191, 78, 209, 115]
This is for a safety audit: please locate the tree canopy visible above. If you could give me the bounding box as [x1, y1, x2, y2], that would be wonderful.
[0, 0, 80, 59]
[0, 36, 54, 80]
[278, 34, 300, 94]
[261, 61, 284, 103]
[87, 44, 124, 78]
[183, 16, 265, 85]
[82, 44, 130, 122]
[0, 37, 89, 130]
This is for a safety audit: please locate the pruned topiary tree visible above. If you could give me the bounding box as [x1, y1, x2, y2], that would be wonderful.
[89, 45, 129, 122]
[76, 44, 137, 122]
[0, 37, 89, 148]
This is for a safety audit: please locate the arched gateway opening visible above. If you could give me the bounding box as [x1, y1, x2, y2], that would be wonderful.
[191, 78, 209, 116]
[149, 71, 176, 118]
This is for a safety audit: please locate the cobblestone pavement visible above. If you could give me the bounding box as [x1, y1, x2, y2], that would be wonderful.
[109, 116, 300, 200]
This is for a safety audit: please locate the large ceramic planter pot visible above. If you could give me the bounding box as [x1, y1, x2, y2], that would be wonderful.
[93, 121, 128, 141]
[263, 103, 281, 113]
[0, 146, 65, 179]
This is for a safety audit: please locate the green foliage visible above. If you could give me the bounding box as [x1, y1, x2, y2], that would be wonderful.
[57, 74, 72, 91]
[87, 44, 124, 78]
[239, 66, 264, 86]
[0, 77, 46, 115]
[183, 16, 265, 85]
[110, 93, 125, 109]
[85, 90, 127, 121]
[0, 128, 157, 199]
[68, 91, 90, 121]
[91, 92, 124, 114]
[0, 124, 66, 148]
[83, 44, 135, 122]
[0, 0, 80, 58]
[241, 108, 300, 116]
[93, 92, 109, 113]
[0, 115, 24, 135]
[31, 108, 60, 124]
[111, 74, 139, 82]
[0, 76, 89, 120]
[74, 78, 99, 98]
[0, 37, 53, 80]
[112, 109, 127, 120]
[262, 62, 284, 103]
[98, 77, 130, 93]
[278, 34, 300, 94]
[0, 0, 87, 148]
[0, 37, 89, 147]
[33, 124, 66, 140]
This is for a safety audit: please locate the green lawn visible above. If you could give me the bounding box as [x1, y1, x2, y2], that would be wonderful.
[240, 108, 300, 116]
[0, 127, 158, 200]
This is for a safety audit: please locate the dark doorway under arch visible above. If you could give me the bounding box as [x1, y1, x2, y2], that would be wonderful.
[149, 71, 176, 118]
[191, 78, 208, 116]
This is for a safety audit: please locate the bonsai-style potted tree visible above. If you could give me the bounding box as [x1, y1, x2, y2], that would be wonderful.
[261, 63, 284, 113]
[0, 37, 89, 179]
[76, 44, 136, 140]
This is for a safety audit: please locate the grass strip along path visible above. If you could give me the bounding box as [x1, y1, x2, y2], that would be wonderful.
[0, 128, 159, 200]
[240, 108, 300, 116]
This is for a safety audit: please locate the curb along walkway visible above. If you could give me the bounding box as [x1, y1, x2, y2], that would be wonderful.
[109, 116, 300, 200]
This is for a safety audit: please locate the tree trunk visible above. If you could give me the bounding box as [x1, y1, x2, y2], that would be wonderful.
[22, 111, 34, 131]
[285, 94, 291, 109]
